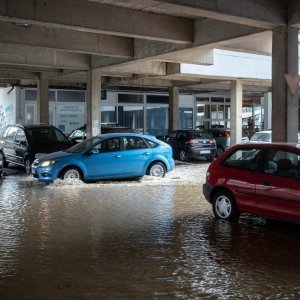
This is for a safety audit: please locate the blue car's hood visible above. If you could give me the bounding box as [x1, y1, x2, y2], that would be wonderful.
[37, 150, 75, 161]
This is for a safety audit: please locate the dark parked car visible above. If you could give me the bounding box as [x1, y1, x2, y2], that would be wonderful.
[203, 143, 300, 223]
[0, 124, 74, 174]
[68, 124, 133, 143]
[163, 130, 216, 162]
[32, 133, 175, 182]
[197, 127, 249, 157]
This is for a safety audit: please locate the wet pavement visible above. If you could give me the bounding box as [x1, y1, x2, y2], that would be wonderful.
[1, 163, 300, 299]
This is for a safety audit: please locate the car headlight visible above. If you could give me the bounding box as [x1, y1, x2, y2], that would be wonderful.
[40, 160, 56, 167]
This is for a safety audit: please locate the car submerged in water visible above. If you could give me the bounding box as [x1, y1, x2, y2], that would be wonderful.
[32, 133, 175, 183]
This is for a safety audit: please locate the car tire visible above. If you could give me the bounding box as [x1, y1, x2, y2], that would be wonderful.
[60, 167, 83, 181]
[146, 162, 166, 178]
[212, 190, 240, 220]
[206, 156, 214, 162]
[216, 146, 224, 157]
[179, 150, 189, 162]
[0, 152, 8, 168]
[25, 157, 32, 175]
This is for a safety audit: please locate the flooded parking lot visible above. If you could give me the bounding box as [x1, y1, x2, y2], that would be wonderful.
[1, 163, 300, 299]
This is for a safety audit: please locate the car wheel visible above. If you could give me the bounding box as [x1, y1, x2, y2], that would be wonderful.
[60, 167, 83, 181]
[216, 146, 225, 157]
[25, 157, 32, 175]
[0, 152, 8, 168]
[146, 162, 166, 178]
[206, 156, 214, 162]
[179, 150, 189, 162]
[212, 190, 240, 220]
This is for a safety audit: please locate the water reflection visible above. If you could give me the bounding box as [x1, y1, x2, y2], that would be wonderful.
[1, 175, 300, 299]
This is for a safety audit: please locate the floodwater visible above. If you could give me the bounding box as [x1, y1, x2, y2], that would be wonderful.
[1, 165, 300, 299]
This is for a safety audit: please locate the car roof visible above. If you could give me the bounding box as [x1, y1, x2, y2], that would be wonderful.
[8, 123, 56, 129]
[98, 132, 156, 139]
[232, 142, 300, 149]
[252, 130, 271, 134]
[172, 129, 203, 132]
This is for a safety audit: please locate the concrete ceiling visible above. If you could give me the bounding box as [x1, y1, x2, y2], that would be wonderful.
[0, 0, 299, 94]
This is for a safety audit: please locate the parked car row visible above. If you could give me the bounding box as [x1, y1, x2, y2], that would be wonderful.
[250, 130, 300, 143]
[0, 123, 175, 182]
[2, 123, 300, 226]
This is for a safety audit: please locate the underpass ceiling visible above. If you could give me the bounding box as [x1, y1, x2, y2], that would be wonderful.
[0, 0, 296, 94]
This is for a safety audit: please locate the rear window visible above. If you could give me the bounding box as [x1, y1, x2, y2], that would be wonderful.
[27, 128, 69, 143]
[188, 132, 211, 139]
[222, 148, 262, 170]
[145, 138, 159, 148]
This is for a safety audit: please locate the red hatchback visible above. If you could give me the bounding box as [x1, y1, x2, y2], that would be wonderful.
[203, 143, 300, 223]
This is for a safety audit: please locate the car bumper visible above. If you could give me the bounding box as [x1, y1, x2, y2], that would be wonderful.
[189, 149, 216, 159]
[203, 183, 214, 203]
[32, 165, 58, 182]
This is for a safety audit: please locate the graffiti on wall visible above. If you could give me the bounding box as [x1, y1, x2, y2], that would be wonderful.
[0, 104, 13, 133]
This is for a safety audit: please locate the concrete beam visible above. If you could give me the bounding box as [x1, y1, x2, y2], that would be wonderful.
[0, 43, 90, 69]
[98, 61, 166, 76]
[194, 19, 267, 48]
[288, 0, 300, 28]
[0, 21, 133, 58]
[0, 0, 193, 44]
[152, 0, 286, 29]
[0, 68, 38, 80]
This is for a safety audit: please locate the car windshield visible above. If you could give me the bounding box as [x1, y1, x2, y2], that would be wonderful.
[65, 136, 103, 153]
[27, 128, 69, 143]
[188, 132, 211, 139]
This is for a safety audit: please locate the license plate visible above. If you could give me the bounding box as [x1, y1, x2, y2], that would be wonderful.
[200, 150, 211, 154]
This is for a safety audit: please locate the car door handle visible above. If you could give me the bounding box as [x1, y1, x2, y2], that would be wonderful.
[114, 155, 121, 158]
[143, 152, 151, 156]
[262, 180, 270, 186]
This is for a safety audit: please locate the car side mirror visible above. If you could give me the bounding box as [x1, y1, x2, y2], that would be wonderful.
[89, 148, 99, 155]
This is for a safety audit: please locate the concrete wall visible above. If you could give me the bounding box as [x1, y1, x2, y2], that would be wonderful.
[0, 87, 16, 132]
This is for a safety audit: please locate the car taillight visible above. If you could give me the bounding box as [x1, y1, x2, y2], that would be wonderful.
[210, 139, 216, 144]
[206, 171, 210, 182]
[186, 140, 198, 144]
[224, 131, 230, 137]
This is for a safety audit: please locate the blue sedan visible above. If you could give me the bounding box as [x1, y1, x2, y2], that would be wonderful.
[31, 133, 175, 182]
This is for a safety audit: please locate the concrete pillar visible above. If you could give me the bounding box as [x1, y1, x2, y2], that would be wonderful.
[263, 92, 272, 130]
[230, 80, 243, 146]
[37, 74, 49, 124]
[287, 26, 299, 143]
[272, 26, 299, 142]
[86, 69, 101, 138]
[168, 87, 179, 132]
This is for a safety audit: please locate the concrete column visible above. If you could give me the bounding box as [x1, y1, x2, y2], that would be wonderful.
[230, 80, 243, 146]
[263, 92, 272, 130]
[272, 26, 299, 142]
[168, 87, 179, 132]
[37, 74, 49, 124]
[287, 26, 299, 143]
[86, 69, 101, 138]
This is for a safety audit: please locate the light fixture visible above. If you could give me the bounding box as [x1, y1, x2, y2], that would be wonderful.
[14, 22, 32, 28]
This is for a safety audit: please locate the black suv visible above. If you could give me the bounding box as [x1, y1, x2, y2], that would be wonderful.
[0, 124, 74, 174]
